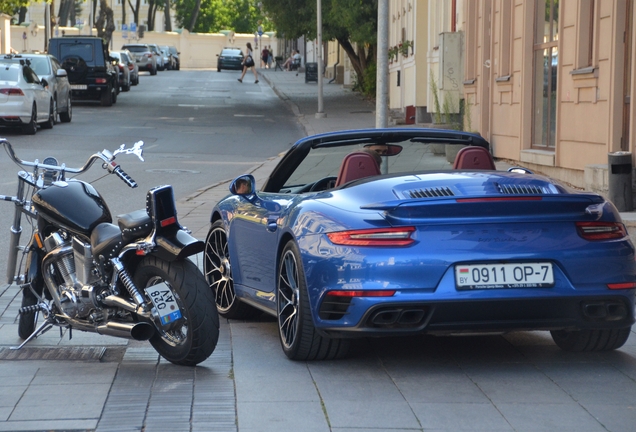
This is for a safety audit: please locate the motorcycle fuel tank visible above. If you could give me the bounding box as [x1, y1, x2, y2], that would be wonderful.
[33, 180, 112, 237]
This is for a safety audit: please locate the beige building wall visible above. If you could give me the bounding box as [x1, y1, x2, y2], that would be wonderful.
[464, 0, 636, 193]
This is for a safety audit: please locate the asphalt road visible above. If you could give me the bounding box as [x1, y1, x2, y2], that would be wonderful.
[0, 68, 304, 283]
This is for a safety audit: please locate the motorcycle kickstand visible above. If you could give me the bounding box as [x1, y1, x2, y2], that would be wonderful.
[10, 319, 54, 350]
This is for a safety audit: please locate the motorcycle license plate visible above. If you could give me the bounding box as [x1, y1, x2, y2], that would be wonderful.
[455, 262, 554, 289]
[145, 282, 182, 325]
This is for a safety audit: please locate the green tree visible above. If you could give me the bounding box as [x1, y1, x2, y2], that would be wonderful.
[175, 0, 269, 34]
[260, 0, 377, 93]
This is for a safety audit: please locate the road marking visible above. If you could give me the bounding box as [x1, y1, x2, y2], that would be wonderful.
[234, 114, 264, 117]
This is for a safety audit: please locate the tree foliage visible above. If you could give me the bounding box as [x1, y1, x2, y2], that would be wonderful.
[260, 0, 377, 92]
[0, 0, 30, 17]
[175, 0, 271, 34]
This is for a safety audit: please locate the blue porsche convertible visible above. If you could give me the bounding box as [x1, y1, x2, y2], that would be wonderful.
[204, 128, 636, 360]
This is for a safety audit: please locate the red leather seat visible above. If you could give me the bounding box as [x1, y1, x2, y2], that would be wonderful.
[335, 151, 382, 187]
[452, 146, 497, 170]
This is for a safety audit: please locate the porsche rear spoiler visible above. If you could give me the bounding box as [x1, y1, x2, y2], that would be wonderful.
[361, 194, 616, 225]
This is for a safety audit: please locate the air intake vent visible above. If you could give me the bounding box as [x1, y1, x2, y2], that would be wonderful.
[408, 187, 455, 198]
[497, 184, 548, 195]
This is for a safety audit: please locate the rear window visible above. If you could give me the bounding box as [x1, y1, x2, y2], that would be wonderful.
[25, 57, 52, 77]
[123, 46, 148, 53]
[0, 65, 19, 81]
[59, 43, 94, 63]
[221, 49, 242, 56]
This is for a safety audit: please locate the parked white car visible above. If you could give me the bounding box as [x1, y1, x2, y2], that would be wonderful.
[0, 60, 55, 134]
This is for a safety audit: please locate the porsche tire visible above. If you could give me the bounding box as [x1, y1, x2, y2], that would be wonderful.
[134, 256, 220, 366]
[550, 328, 631, 352]
[204, 221, 261, 319]
[277, 240, 350, 361]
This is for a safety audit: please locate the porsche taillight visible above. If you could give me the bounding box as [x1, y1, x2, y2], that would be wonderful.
[326, 290, 396, 297]
[327, 226, 415, 246]
[575, 221, 627, 241]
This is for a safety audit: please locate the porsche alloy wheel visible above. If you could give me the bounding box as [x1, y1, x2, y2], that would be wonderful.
[204, 221, 260, 319]
[550, 328, 631, 352]
[277, 241, 350, 361]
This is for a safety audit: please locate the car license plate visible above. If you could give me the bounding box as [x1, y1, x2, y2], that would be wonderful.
[70, 84, 87, 90]
[455, 262, 554, 289]
[145, 283, 182, 325]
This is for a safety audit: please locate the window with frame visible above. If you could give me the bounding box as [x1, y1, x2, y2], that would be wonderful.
[532, 0, 559, 149]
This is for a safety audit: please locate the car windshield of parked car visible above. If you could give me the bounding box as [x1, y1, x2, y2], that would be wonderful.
[0, 64, 19, 82]
[59, 43, 94, 63]
[168, 46, 178, 55]
[283, 140, 465, 192]
[24, 57, 51, 77]
[124, 46, 148, 53]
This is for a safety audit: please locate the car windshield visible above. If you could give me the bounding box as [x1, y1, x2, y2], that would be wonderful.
[123, 46, 148, 53]
[168, 47, 177, 55]
[282, 139, 481, 192]
[111, 52, 121, 60]
[0, 64, 19, 81]
[24, 57, 51, 76]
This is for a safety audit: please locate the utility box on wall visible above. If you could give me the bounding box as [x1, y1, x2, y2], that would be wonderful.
[438, 32, 463, 114]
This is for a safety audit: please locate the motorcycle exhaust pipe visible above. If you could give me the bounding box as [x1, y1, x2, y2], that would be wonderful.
[97, 321, 155, 341]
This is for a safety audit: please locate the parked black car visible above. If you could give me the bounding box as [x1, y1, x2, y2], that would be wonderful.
[48, 36, 119, 107]
[168, 46, 180, 70]
[217, 47, 243, 72]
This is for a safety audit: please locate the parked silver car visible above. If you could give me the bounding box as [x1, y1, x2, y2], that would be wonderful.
[121, 43, 157, 75]
[147, 44, 166, 71]
[120, 49, 139, 85]
[110, 51, 131, 92]
[11, 53, 72, 123]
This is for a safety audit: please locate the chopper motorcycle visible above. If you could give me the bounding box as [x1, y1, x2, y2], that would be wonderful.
[1, 139, 219, 366]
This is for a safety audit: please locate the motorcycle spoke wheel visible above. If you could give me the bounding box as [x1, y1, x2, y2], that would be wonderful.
[134, 256, 219, 366]
[204, 221, 260, 319]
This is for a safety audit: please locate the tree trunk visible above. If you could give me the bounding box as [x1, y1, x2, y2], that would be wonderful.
[336, 37, 364, 82]
[188, 0, 202, 32]
[18, 7, 27, 24]
[128, 0, 140, 26]
[147, 2, 156, 31]
[58, 0, 73, 27]
[164, 0, 172, 32]
[95, 0, 115, 45]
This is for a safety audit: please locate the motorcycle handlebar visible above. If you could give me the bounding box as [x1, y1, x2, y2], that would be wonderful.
[0, 139, 144, 178]
[112, 165, 138, 188]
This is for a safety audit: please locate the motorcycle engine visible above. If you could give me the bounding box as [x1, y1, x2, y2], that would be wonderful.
[43, 232, 102, 319]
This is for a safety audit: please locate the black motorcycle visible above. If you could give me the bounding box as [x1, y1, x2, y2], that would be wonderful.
[2, 139, 219, 366]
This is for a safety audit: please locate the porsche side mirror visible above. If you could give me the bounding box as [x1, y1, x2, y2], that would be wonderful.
[230, 174, 256, 196]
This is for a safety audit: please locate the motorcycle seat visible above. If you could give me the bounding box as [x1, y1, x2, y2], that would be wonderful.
[91, 223, 124, 260]
[118, 209, 153, 243]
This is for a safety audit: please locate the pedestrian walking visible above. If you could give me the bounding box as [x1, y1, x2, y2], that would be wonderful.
[267, 45, 273, 69]
[261, 46, 269, 68]
[238, 42, 259, 84]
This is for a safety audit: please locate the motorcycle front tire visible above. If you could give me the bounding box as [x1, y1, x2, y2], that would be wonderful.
[134, 256, 220, 366]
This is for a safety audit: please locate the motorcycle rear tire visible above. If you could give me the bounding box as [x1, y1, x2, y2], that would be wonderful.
[134, 256, 220, 366]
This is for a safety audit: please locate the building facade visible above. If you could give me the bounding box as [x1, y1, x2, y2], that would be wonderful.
[389, 0, 636, 198]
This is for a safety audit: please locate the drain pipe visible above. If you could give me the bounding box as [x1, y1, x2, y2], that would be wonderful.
[328, 45, 340, 84]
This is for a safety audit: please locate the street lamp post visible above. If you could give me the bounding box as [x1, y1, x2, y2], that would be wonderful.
[316, 0, 326, 118]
